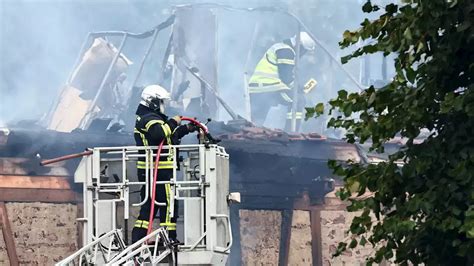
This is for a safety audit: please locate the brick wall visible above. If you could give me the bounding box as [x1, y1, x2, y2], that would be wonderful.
[320, 210, 376, 265]
[0, 202, 77, 265]
[238, 190, 388, 265]
[240, 209, 282, 265]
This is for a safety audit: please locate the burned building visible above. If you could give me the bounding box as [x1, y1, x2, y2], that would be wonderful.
[0, 3, 389, 265]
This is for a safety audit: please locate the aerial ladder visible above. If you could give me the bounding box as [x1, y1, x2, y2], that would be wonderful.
[53, 120, 239, 265]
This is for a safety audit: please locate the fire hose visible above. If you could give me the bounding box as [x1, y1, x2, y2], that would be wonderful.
[40, 150, 93, 166]
[146, 139, 164, 237]
[145, 116, 213, 238]
[39, 116, 215, 243]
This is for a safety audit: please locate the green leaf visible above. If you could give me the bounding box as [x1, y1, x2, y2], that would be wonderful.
[416, 41, 424, 53]
[304, 107, 315, 120]
[406, 67, 416, 83]
[338, 90, 348, 99]
[341, 55, 352, 64]
[467, 228, 474, 238]
[362, 1, 373, 13]
[349, 239, 358, 249]
[342, 30, 352, 40]
[343, 103, 353, 117]
[315, 103, 325, 115]
[333, 242, 347, 257]
[385, 3, 398, 14]
[403, 27, 412, 41]
[368, 92, 376, 106]
[448, 0, 458, 8]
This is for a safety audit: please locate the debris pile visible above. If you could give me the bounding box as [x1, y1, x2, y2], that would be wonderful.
[218, 126, 326, 141]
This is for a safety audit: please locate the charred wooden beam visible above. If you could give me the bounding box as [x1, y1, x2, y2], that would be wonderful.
[278, 209, 293, 266]
[293, 191, 348, 211]
[229, 205, 242, 266]
[0, 202, 19, 266]
[311, 210, 322, 266]
[76, 203, 84, 248]
[0, 188, 80, 203]
[0, 175, 71, 189]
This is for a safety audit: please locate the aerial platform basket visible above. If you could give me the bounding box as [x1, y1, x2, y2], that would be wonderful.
[56, 144, 236, 265]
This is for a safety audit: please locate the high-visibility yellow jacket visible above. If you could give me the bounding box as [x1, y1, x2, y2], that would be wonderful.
[249, 41, 295, 98]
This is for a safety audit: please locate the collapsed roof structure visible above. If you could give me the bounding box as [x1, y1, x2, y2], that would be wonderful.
[0, 4, 391, 265]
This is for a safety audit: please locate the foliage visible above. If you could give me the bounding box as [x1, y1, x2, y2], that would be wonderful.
[306, 0, 474, 264]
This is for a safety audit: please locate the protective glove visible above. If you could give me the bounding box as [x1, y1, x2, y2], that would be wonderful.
[187, 123, 198, 133]
[172, 115, 182, 125]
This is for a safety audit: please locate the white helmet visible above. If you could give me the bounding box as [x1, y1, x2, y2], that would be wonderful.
[291, 32, 316, 52]
[140, 84, 171, 112]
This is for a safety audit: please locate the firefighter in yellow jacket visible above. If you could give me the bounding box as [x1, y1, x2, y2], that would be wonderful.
[248, 32, 315, 130]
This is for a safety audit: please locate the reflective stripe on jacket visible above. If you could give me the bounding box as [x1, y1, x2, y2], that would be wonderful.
[249, 42, 295, 93]
[134, 105, 175, 170]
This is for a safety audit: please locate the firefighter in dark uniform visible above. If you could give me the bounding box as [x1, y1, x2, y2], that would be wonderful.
[131, 84, 195, 243]
[248, 32, 316, 131]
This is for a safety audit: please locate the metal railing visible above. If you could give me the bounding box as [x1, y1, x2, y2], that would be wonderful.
[55, 229, 126, 266]
[60, 143, 231, 265]
[43, 15, 175, 129]
[106, 228, 174, 265]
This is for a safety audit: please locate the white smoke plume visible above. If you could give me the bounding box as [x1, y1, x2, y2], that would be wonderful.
[0, 0, 393, 135]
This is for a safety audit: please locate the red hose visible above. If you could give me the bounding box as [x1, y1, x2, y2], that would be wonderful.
[40, 150, 93, 166]
[145, 117, 205, 239]
[146, 139, 164, 237]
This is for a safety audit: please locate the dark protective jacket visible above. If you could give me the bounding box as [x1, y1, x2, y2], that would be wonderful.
[134, 104, 189, 169]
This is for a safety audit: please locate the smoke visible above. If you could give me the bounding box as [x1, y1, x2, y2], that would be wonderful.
[0, 0, 166, 126]
[210, 1, 378, 133]
[0, 0, 393, 135]
[215, 4, 297, 122]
